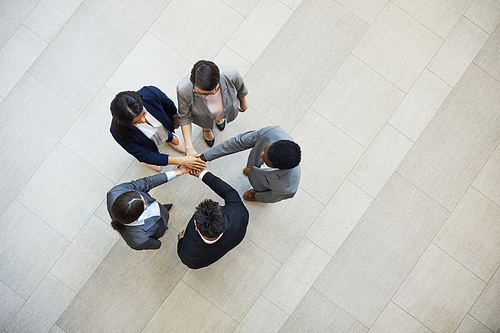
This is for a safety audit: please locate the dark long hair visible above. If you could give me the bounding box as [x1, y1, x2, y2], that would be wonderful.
[110, 191, 144, 234]
[190, 60, 220, 91]
[110, 91, 143, 138]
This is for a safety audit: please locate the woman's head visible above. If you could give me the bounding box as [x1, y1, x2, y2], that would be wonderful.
[110, 91, 144, 129]
[190, 60, 220, 91]
[110, 191, 145, 233]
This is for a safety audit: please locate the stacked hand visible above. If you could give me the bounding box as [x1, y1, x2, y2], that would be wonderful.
[181, 154, 206, 171]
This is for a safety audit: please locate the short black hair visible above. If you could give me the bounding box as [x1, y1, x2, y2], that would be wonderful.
[110, 191, 144, 233]
[267, 140, 301, 170]
[193, 199, 226, 239]
[190, 60, 220, 91]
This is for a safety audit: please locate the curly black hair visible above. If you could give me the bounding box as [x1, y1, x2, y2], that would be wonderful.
[266, 140, 301, 170]
[194, 199, 226, 239]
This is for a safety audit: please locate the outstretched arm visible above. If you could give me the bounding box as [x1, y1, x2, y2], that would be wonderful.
[202, 129, 260, 161]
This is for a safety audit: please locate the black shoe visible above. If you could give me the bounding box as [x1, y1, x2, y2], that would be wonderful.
[203, 129, 215, 147]
[215, 119, 226, 131]
[162, 204, 173, 211]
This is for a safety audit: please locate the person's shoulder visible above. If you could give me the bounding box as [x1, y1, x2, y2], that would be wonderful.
[176, 74, 192, 91]
[219, 65, 240, 77]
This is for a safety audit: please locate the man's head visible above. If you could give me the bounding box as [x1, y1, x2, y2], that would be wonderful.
[193, 199, 226, 239]
[261, 140, 301, 170]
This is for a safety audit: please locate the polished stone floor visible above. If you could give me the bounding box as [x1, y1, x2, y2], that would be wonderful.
[1, 0, 500, 332]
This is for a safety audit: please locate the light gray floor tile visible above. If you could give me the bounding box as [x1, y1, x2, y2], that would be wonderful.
[6, 273, 75, 333]
[465, 0, 500, 34]
[474, 23, 500, 82]
[182, 238, 280, 322]
[428, 17, 489, 87]
[0, 0, 39, 48]
[336, 0, 389, 24]
[105, 32, 192, 102]
[28, 0, 167, 111]
[393, 0, 473, 39]
[393, 244, 486, 333]
[397, 64, 500, 211]
[348, 124, 413, 198]
[149, 0, 244, 63]
[221, 0, 260, 16]
[50, 215, 119, 292]
[244, 0, 367, 132]
[61, 87, 133, 183]
[17, 144, 114, 240]
[214, 46, 252, 77]
[473, 143, 500, 206]
[245, 188, 323, 263]
[279, 0, 303, 11]
[0, 282, 24, 331]
[470, 267, 500, 332]
[142, 281, 237, 333]
[434, 187, 500, 282]
[0, 200, 69, 299]
[234, 296, 289, 333]
[23, 0, 84, 42]
[352, 2, 442, 93]
[279, 288, 368, 333]
[48, 325, 66, 333]
[262, 237, 331, 315]
[227, 0, 292, 64]
[314, 173, 449, 327]
[306, 180, 373, 256]
[57, 231, 186, 333]
[312, 55, 405, 148]
[291, 109, 365, 205]
[368, 302, 432, 333]
[0, 25, 46, 98]
[0, 73, 79, 216]
[388, 69, 451, 142]
[455, 315, 494, 333]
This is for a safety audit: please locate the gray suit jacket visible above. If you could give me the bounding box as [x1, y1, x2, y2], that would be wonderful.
[106, 173, 170, 250]
[176, 66, 248, 129]
[203, 126, 301, 203]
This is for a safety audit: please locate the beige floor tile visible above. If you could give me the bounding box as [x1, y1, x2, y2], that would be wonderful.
[388, 69, 451, 142]
[6, 273, 76, 333]
[291, 109, 365, 205]
[17, 144, 114, 240]
[368, 302, 432, 333]
[393, 244, 486, 333]
[0, 0, 39, 48]
[473, 143, 500, 206]
[227, 0, 292, 64]
[220, 0, 260, 16]
[142, 281, 237, 333]
[0, 25, 46, 98]
[312, 55, 405, 148]
[434, 187, 500, 282]
[397, 64, 500, 211]
[337, 0, 389, 24]
[279, 288, 368, 333]
[393, 0, 473, 39]
[57, 231, 186, 333]
[105, 32, 192, 102]
[474, 23, 500, 82]
[234, 296, 288, 333]
[455, 315, 494, 333]
[348, 124, 413, 197]
[470, 267, 500, 332]
[0, 282, 24, 331]
[23, 0, 84, 42]
[61, 87, 134, 183]
[0, 201, 69, 299]
[465, 0, 500, 34]
[352, 2, 442, 93]
[245, 188, 323, 263]
[50, 215, 119, 292]
[314, 173, 449, 327]
[182, 238, 280, 322]
[28, 0, 167, 111]
[279, 0, 303, 11]
[305, 180, 373, 256]
[149, 0, 243, 63]
[428, 17, 489, 87]
[213, 46, 252, 77]
[244, 0, 367, 132]
[0, 73, 79, 216]
[262, 237, 331, 315]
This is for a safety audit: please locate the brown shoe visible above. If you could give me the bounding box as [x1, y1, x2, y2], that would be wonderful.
[243, 167, 250, 176]
[243, 189, 257, 202]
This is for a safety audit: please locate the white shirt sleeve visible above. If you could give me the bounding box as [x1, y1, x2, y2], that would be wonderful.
[165, 170, 177, 182]
[198, 170, 208, 179]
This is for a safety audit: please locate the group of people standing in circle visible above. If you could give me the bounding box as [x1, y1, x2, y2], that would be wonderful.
[106, 60, 302, 269]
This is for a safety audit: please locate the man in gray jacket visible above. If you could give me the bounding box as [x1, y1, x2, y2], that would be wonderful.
[200, 126, 301, 203]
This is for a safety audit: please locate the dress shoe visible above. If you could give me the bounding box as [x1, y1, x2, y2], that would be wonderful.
[215, 119, 226, 131]
[203, 129, 215, 147]
[243, 167, 250, 176]
[147, 164, 162, 172]
[162, 204, 173, 211]
[168, 134, 186, 153]
[243, 189, 257, 202]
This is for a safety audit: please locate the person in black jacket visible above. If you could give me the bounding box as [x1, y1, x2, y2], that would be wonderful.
[177, 170, 249, 269]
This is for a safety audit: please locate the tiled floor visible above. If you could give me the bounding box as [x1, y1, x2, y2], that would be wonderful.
[1, 0, 499, 332]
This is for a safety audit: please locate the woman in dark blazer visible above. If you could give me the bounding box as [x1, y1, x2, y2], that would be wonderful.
[110, 86, 206, 171]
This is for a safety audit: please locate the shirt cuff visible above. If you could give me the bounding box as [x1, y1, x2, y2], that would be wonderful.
[165, 170, 177, 182]
[198, 170, 208, 179]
